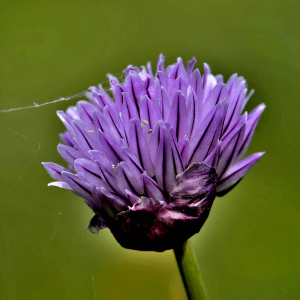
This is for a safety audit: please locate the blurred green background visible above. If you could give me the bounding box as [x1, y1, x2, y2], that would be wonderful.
[1, 0, 300, 299]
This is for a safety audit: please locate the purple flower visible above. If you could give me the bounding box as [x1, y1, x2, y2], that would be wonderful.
[43, 55, 265, 252]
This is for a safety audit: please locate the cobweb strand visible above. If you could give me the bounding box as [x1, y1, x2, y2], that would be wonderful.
[0, 69, 125, 114]
[0, 91, 88, 114]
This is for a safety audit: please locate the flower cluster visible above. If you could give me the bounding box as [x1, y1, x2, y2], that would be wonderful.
[43, 55, 265, 251]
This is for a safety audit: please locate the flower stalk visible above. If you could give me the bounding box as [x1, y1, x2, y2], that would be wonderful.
[174, 240, 209, 300]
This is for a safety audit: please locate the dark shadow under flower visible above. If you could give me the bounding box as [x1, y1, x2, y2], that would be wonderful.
[43, 55, 265, 251]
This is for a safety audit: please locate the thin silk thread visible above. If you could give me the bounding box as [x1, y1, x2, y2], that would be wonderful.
[0, 70, 125, 114]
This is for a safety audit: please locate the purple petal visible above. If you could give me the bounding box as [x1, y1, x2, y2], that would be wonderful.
[215, 75, 224, 84]
[226, 74, 239, 99]
[141, 172, 167, 203]
[169, 128, 184, 175]
[187, 86, 201, 138]
[156, 71, 167, 91]
[169, 76, 189, 101]
[59, 132, 74, 147]
[107, 74, 123, 111]
[232, 76, 246, 94]
[140, 95, 160, 143]
[157, 54, 165, 72]
[202, 84, 228, 120]
[57, 111, 74, 135]
[92, 110, 105, 133]
[168, 58, 187, 86]
[103, 104, 126, 141]
[168, 91, 188, 142]
[62, 171, 94, 200]
[191, 69, 202, 101]
[90, 186, 107, 211]
[76, 101, 96, 130]
[188, 102, 223, 165]
[152, 77, 161, 104]
[157, 86, 170, 121]
[203, 140, 221, 169]
[48, 181, 73, 190]
[124, 65, 140, 77]
[148, 121, 164, 166]
[122, 91, 140, 120]
[72, 121, 95, 154]
[93, 109, 121, 144]
[120, 94, 130, 140]
[128, 119, 155, 177]
[216, 152, 265, 195]
[66, 106, 80, 121]
[88, 150, 114, 175]
[85, 91, 105, 111]
[42, 162, 68, 181]
[74, 159, 103, 187]
[217, 124, 246, 179]
[202, 63, 217, 102]
[241, 89, 255, 112]
[125, 189, 141, 205]
[220, 99, 229, 132]
[122, 147, 143, 175]
[206, 100, 227, 155]
[237, 104, 266, 159]
[96, 187, 129, 218]
[140, 95, 160, 128]
[186, 57, 196, 78]
[175, 57, 189, 83]
[122, 73, 143, 111]
[203, 73, 218, 103]
[90, 84, 114, 108]
[221, 112, 247, 152]
[86, 84, 114, 111]
[57, 144, 84, 166]
[98, 131, 124, 165]
[178, 136, 189, 168]
[85, 91, 103, 110]
[114, 162, 144, 196]
[146, 61, 153, 77]
[139, 72, 155, 101]
[223, 81, 247, 134]
[155, 126, 176, 193]
[95, 162, 123, 194]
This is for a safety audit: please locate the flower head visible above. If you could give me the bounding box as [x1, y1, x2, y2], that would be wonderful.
[43, 54, 265, 251]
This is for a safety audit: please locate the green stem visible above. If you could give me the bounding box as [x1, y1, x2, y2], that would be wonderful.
[174, 239, 209, 300]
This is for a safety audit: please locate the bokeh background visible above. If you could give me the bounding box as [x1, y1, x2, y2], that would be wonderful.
[1, 0, 300, 299]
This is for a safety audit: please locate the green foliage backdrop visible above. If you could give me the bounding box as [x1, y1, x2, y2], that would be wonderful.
[1, 0, 300, 299]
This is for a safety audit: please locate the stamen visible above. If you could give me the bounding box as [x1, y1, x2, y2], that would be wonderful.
[142, 120, 149, 125]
